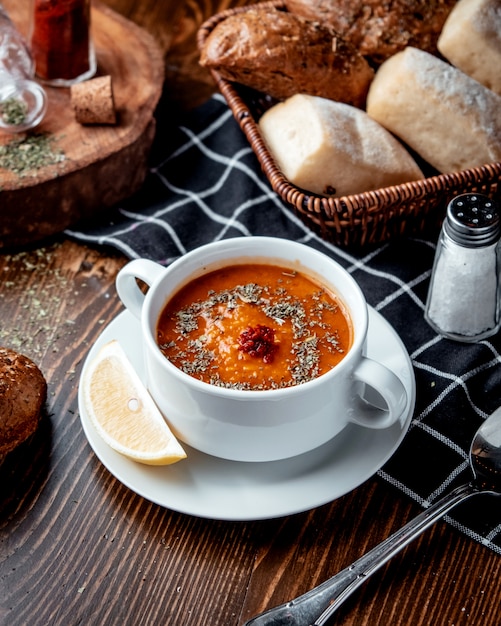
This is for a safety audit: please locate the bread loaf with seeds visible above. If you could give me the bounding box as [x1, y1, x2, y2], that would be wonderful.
[0, 347, 47, 459]
[199, 7, 374, 107]
[284, 0, 457, 65]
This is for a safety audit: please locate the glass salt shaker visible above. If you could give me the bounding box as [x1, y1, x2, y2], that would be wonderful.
[30, 0, 96, 87]
[0, 4, 47, 133]
[425, 193, 501, 342]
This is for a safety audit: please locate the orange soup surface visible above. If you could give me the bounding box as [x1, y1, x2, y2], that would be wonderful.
[156, 264, 353, 390]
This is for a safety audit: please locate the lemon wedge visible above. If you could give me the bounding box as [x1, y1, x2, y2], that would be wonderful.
[81, 340, 186, 465]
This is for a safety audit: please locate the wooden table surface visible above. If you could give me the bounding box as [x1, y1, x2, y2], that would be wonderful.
[1, 2, 500, 625]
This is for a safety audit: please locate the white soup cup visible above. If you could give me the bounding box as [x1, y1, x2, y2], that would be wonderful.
[116, 237, 407, 462]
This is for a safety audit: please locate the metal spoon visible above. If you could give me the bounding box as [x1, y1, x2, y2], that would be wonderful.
[244, 407, 501, 626]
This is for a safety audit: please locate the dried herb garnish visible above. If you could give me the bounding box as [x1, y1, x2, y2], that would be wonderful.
[291, 335, 320, 385]
[1, 97, 28, 126]
[0, 133, 65, 175]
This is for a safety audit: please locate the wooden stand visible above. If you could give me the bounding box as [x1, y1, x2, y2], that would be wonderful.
[0, 1, 164, 248]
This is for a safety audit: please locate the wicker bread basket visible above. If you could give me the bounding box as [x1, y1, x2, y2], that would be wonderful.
[197, 0, 501, 248]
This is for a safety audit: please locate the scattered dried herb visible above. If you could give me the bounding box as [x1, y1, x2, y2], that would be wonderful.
[1, 97, 28, 126]
[0, 133, 65, 174]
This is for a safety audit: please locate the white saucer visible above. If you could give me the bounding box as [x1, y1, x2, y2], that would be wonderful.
[78, 308, 415, 521]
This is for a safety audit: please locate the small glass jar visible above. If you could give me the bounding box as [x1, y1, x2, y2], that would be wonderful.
[30, 0, 96, 87]
[425, 193, 501, 342]
[0, 5, 47, 132]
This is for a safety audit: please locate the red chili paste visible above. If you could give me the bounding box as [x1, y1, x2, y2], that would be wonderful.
[238, 325, 278, 363]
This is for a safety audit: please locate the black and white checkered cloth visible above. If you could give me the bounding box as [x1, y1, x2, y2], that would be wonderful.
[68, 94, 501, 553]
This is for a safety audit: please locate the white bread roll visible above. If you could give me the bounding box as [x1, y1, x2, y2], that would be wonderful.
[366, 47, 501, 173]
[438, 0, 501, 96]
[258, 94, 423, 197]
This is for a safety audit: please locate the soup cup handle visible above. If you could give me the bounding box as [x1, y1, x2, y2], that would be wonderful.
[349, 357, 407, 429]
[116, 259, 164, 320]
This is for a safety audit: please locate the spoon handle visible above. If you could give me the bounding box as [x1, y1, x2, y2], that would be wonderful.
[244, 482, 477, 626]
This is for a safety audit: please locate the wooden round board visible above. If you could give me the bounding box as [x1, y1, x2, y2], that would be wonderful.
[0, 1, 164, 248]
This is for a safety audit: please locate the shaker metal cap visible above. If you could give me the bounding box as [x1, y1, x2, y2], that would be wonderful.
[444, 193, 500, 247]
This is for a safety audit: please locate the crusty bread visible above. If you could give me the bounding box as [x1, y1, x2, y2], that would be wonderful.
[199, 7, 374, 107]
[258, 94, 423, 197]
[366, 47, 501, 174]
[284, 0, 457, 65]
[438, 0, 501, 96]
[0, 347, 47, 458]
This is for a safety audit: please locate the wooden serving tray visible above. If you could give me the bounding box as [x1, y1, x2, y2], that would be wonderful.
[0, 1, 164, 248]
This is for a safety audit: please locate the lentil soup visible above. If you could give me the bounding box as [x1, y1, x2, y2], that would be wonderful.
[156, 263, 353, 391]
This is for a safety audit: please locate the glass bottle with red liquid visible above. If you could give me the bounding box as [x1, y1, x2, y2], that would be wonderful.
[30, 0, 96, 86]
